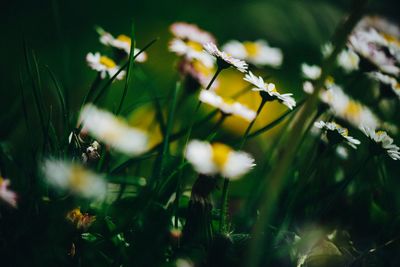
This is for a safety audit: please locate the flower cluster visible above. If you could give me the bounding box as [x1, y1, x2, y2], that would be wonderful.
[349, 16, 400, 76]
[169, 22, 217, 90]
[86, 27, 148, 80]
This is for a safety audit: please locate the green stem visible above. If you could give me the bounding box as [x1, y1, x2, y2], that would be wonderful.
[239, 98, 267, 149]
[116, 22, 136, 116]
[219, 178, 230, 233]
[206, 68, 222, 91]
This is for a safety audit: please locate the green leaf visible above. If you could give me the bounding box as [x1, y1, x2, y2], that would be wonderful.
[116, 21, 136, 115]
[104, 216, 116, 232]
[81, 232, 102, 242]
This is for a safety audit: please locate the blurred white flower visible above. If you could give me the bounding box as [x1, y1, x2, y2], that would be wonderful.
[336, 145, 349, 160]
[349, 28, 399, 76]
[302, 76, 337, 95]
[98, 30, 147, 62]
[42, 159, 107, 199]
[0, 177, 17, 208]
[185, 140, 255, 180]
[361, 128, 400, 160]
[314, 121, 361, 149]
[301, 64, 321, 80]
[86, 52, 126, 80]
[175, 258, 194, 267]
[322, 43, 360, 72]
[368, 71, 400, 100]
[320, 86, 380, 130]
[302, 81, 315, 94]
[222, 40, 283, 67]
[199, 90, 256, 122]
[321, 43, 334, 58]
[204, 42, 248, 72]
[169, 38, 215, 68]
[337, 49, 360, 72]
[79, 104, 148, 156]
[170, 22, 216, 44]
[244, 71, 296, 109]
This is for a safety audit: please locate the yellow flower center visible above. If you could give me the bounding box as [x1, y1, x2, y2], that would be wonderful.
[325, 76, 335, 87]
[69, 166, 90, 191]
[243, 42, 260, 57]
[102, 119, 126, 141]
[341, 127, 349, 136]
[223, 97, 236, 105]
[193, 60, 213, 76]
[382, 33, 400, 46]
[100, 56, 116, 68]
[212, 143, 232, 168]
[376, 130, 385, 137]
[0, 177, 3, 185]
[187, 40, 203, 52]
[117, 34, 131, 45]
[345, 101, 362, 117]
[66, 208, 83, 222]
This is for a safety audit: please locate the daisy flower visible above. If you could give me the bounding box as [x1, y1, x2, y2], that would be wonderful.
[185, 140, 255, 180]
[244, 71, 296, 109]
[42, 159, 107, 199]
[222, 40, 283, 67]
[0, 177, 17, 208]
[314, 121, 361, 149]
[169, 38, 215, 68]
[368, 71, 400, 100]
[349, 28, 399, 76]
[361, 127, 400, 160]
[170, 22, 215, 44]
[199, 90, 256, 122]
[66, 207, 96, 230]
[301, 64, 321, 80]
[203, 42, 248, 73]
[79, 104, 148, 156]
[356, 16, 400, 39]
[320, 86, 380, 130]
[98, 29, 147, 62]
[86, 52, 126, 80]
[356, 16, 400, 64]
